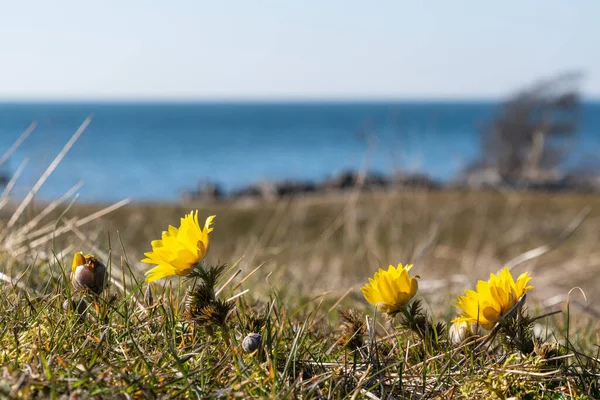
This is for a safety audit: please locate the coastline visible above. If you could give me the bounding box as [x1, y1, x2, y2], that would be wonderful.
[180, 169, 600, 203]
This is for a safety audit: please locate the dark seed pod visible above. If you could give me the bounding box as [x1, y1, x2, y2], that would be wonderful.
[63, 298, 89, 317]
[242, 333, 262, 353]
[338, 308, 365, 350]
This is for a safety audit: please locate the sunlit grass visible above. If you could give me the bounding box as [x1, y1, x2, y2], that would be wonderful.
[1, 248, 599, 398]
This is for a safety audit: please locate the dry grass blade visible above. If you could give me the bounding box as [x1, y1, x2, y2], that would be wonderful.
[226, 289, 249, 302]
[214, 269, 242, 297]
[350, 366, 373, 400]
[10, 217, 79, 249]
[0, 157, 29, 210]
[490, 368, 561, 377]
[7, 117, 92, 229]
[310, 287, 353, 331]
[0, 122, 36, 168]
[360, 389, 381, 400]
[12, 181, 84, 239]
[12, 198, 130, 255]
[0, 271, 39, 294]
[223, 262, 265, 295]
[71, 198, 131, 227]
[506, 206, 591, 271]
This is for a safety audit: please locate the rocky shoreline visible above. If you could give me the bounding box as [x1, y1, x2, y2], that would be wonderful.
[181, 169, 600, 202]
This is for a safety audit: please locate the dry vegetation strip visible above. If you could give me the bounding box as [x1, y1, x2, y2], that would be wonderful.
[9, 189, 600, 308]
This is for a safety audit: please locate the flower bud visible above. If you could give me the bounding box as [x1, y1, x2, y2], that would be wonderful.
[449, 321, 482, 345]
[71, 252, 108, 294]
[242, 333, 262, 353]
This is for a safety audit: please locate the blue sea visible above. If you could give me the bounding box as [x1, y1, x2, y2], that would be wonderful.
[0, 101, 599, 202]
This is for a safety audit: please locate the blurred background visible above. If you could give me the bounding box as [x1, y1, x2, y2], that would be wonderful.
[1, 1, 599, 310]
[0, 1, 598, 201]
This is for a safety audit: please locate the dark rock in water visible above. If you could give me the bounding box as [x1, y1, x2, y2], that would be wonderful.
[231, 182, 277, 201]
[230, 184, 262, 199]
[0, 171, 9, 187]
[275, 180, 317, 197]
[362, 172, 389, 188]
[321, 170, 359, 190]
[392, 173, 441, 189]
[181, 181, 224, 202]
[184, 170, 440, 202]
[320, 170, 388, 191]
[231, 180, 316, 200]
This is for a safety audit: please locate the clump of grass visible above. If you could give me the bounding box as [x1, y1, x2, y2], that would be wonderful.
[2, 228, 600, 398]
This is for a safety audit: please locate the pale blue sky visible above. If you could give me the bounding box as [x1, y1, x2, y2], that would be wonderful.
[0, 1, 598, 100]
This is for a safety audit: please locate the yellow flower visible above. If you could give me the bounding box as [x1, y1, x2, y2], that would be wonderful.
[361, 264, 419, 315]
[71, 252, 108, 294]
[452, 267, 533, 330]
[142, 211, 215, 282]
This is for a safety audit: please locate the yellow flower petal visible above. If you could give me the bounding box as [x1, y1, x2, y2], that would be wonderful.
[72, 252, 86, 273]
[453, 267, 533, 330]
[142, 212, 216, 282]
[361, 263, 419, 315]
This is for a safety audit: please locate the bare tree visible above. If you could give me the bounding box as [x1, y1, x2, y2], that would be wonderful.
[472, 72, 582, 185]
